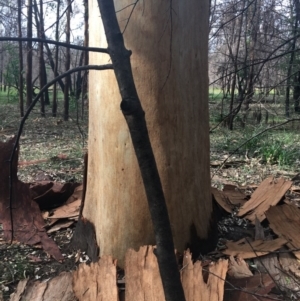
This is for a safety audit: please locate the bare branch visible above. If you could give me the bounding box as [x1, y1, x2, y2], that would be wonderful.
[0, 37, 108, 53]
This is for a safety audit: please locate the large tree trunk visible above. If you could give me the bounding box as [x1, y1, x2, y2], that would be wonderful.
[84, 0, 211, 266]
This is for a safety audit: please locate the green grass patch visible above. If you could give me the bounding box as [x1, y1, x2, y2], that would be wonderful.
[0, 88, 19, 103]
[210, 126, 300, 167]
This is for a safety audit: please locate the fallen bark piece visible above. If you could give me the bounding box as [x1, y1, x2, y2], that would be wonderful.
[224, 273, 276, 301]
[0, 138, 63, 261]
[212, 186, 248, 214]
[73, 255, 118, 301]
[252, 250, 300, 296]
[66, 184, 83, 204]
[30, 181, 79, 210]
[237, 176, 292, 222]
[48, 199, 81, 219]
[47, 220, 74, 233]
[6, 183, 64, 261]
[227, 256, 253, 278]
[10, 279, 29, 301]
[212, 187, 234, 213]
[222, 237, 287, 259]
[278, 250, 300, 292]
[181, 249, 228, 301]
[223, 184, 248, 206]
[10, 272, 75, 301]
[266, 204, 300, 259]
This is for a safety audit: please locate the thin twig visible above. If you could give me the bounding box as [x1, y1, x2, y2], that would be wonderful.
[121, 0, 139, 34]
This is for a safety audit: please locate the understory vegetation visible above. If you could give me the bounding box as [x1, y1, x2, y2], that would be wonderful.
[209, 90, 300, 186]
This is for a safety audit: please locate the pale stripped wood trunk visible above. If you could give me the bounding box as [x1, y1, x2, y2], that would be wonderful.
[85, 0, 211, 266]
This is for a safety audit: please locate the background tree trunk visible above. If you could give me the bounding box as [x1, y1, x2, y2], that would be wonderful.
[84, 0, 211, 266]
[17, 0, 24, 117]
[26, 0, 32, 108]
[64, 0, 71, 121]
[52, 0, 60, 117]
[82, 0, 89, 119]
[37, 0, 45, 116]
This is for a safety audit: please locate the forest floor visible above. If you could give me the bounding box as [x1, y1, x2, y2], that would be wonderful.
[0, 101, 88, 300]
[0, 99, 299, 300]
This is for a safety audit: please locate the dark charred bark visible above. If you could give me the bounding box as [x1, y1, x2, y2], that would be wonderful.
[97, 0, 186, 300]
